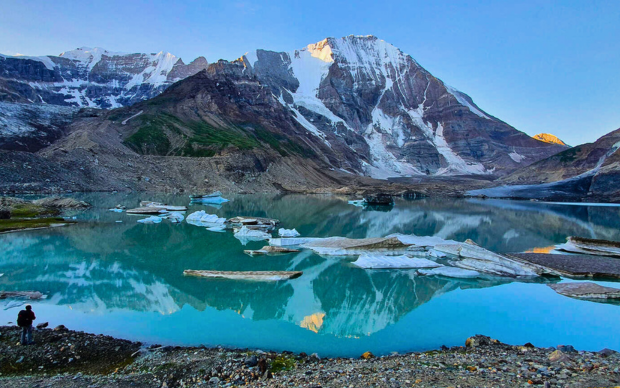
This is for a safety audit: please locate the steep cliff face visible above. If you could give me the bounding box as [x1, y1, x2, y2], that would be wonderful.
[240, 36, 565, 177]
[0, 48, 208, 108]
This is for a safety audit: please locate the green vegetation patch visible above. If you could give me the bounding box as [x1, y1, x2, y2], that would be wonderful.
[7, 203, 60, 218]
[184, 120, 259, 152]
[0, 218, 72, 233]
[123, 114, 175, 155]
[269, 355, 296, 373]
[123, 112, 315, 158]
[552, 146, 582, 163]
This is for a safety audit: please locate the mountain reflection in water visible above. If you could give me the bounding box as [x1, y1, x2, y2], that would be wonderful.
[1, 193, 620, 355]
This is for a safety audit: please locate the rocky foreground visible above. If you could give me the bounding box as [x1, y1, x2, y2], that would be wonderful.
[1, 326, 619, 387]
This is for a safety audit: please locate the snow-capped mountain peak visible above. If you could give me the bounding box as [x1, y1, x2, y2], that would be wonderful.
[240, 35, 565, 178]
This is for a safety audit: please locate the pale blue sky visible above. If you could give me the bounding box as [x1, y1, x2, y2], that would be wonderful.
[1, 0, 618, 146]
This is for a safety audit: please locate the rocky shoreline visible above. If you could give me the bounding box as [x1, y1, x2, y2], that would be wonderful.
[1, 326, 619, 387]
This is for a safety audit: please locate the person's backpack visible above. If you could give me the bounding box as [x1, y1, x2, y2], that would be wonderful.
[17, 310, 30, 327]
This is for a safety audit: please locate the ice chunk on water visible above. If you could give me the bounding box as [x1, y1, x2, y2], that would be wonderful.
[234, 226, 272, 245]
[137, 216, 162, 224]
[167, 212, 185, 223]
[278, 228, 301, 237]
[352, 254, 443, 269]
[186, 211, 226, 227]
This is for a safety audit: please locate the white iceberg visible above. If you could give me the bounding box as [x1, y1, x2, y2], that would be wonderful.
[434, 242, 542, 277]
[352, 254, 443, 269]
[137, 216, 162, 224]
[190, 192, 229, 204]
[234, 226, 272, 245]
[186, 211, 227, 228]
[278, 228, 301, 237]
[417, 267, 482, 278]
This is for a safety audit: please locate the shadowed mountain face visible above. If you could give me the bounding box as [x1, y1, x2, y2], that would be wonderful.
[0, 36, 567, 191]
[487, 128, 620, 202]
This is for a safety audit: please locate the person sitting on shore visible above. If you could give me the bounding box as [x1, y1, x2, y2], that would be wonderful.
[17, 304, 36, 345]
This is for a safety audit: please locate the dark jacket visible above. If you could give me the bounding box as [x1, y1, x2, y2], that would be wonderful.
[17, 310, 36, 327]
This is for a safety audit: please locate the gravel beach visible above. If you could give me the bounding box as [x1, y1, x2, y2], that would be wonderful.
[1, 326, 619, 387]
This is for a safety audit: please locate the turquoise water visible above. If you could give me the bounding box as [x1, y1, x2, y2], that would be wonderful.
[1, 193, 620, 357]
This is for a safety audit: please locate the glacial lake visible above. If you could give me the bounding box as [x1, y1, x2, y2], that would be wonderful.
[1, 193, 620, 357]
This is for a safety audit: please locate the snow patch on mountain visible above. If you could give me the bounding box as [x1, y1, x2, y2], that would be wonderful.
[1, 53, 56, 70]
[59, 47, 125, 70]
[509, 151, 526, 163]
[445, 84, 491, 119]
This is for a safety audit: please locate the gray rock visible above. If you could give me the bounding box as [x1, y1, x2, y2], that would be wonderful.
[244, 355, 258, 367]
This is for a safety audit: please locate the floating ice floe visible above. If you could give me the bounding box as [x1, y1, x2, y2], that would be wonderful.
[348, 199, 365, 207]
[556, 236, 620, 258]
[126, 207, 168, 215]
[352, 254, 443, 269]
[137, 216, 162, 224]
[278, 228, 300, 237]
[234, 226, 272, 245]
[417, 267, 482, 279]
[228, 216, 279, 232]
[190, 191, 229, 204]
[186, 211, 226, 228]
[301, 236, 411, 256]
[269, 237, 319, 247]
[166, 212, 185, 223]
[434, 241, 543, 277]
[183, 269, 302, 281]
[244, 246, 300, 256]
[140, 201, 187, 211]
[108, 208, 123, 213]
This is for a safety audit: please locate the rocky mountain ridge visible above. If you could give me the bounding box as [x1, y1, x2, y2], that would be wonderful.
[0, 47, 208, 108]
[469, 128, 620, 201]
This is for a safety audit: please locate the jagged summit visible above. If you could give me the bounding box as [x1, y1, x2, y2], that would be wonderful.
[533, 133, 568, 146]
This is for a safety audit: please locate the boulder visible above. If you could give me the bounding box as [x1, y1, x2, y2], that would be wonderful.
[465, 335, 492, 348]
[598, 348, 618, 358]
[361, 351, 375, 359]
[244, 355, 258, 367]
[548, 350, 570, 363]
